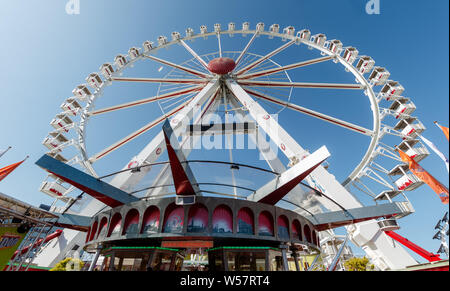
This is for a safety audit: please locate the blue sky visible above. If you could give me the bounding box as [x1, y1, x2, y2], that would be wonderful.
[0, 0, 448, 262]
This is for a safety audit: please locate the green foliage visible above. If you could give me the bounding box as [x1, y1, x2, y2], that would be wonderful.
[50, 257, 84, 271]
[344, 257, 375, 271]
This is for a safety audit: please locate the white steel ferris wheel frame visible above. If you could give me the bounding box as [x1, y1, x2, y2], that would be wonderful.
[37, 22, 424, 270]
[76, 27, 379, 185]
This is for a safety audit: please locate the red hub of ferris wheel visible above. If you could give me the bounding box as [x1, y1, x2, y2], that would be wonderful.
[207, 57, 236, 75]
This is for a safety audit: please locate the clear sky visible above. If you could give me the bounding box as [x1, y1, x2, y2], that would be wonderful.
[0, 0, 448, 263]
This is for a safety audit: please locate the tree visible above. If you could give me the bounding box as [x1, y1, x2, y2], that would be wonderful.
[50, 257, 84, 271]
[344, 257, 375, 271]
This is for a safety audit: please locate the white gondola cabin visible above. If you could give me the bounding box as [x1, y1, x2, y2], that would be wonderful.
[388, 164, 423, 191]
[50, 113, 73, 132]
[381, 81, 405, 99]
[185, 28, 194, 38]
[393, 117, 426, 139]
[368, 67, 390, 85]
[99, 63, 115, 80]
[157, 36, 168, 46]
[72, 84, 91, 101]
[40, 179, 69, 199]
[342, 47, 359, 65]
[200, 25, 208, 35]
[311, 33, 327, 47]
[242, 22, 250, 31]
[297, 29, 311, 41]
[228, 23, 235, 32]
[397, 139, 430, 162]
[171, 32, 181, 42]
[256, 22, 265, 32]
[42, 131, 69, 152]
[128, 47, 140, 59]
[270, 24, 280, 34]
[114, 54, 128, 69]
[86, 73, 103, 90]
[143, 41, 154, 52]
[389, 99, 416, 118]
[356, 56, 375, 74]
[377, 218, 400, 231]
[328, 40, 343, 54]
[214, 23, 221, 33]
[283, 26, 295, 37]
[61, 97, 82, 116]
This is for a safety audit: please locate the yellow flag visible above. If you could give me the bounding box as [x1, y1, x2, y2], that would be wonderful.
[398, 149, 449, 204]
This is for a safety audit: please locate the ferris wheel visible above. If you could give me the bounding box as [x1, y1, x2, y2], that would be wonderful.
[38, 22, 427, 270]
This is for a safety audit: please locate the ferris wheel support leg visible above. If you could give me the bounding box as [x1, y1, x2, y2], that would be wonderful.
[226, 80, 417, 270]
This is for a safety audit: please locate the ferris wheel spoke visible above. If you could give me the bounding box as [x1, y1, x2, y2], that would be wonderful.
[217, 33, 223, 58]
[89, 100, 191, 163]
[238, 80, 365, 90]
[111, 77, 208, 84]
[143, 55, 210, 78]
[243, 88, 374, 136]
[179, 39, 210, 71]
[88, 85, 204, 117]
[235, 40, 296, 75]
[235, 31, 259, 66]
[238, 55, 334, 80]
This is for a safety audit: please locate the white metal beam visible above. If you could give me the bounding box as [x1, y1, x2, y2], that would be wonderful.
[143, 55, 210, 78]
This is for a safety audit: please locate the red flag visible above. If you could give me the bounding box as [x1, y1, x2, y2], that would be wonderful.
[398, 149, 449, 204]
[0, 158, 27, 182]
[435, 121, 449, 141]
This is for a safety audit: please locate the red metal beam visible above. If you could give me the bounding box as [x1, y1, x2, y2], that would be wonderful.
[384, 231, 442, 262]
[11, 229, 63, 260]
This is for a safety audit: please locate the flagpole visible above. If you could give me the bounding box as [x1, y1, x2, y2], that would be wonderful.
[0, 146, 12, 159]
[434, 121, 449, 141]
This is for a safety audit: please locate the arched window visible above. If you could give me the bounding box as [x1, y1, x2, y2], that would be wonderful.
[187, 204, 208, 233]
[312, 230, 319, 246]
[88, 221, 98, 241]
[107, 213, 122, 237]
[123, 209, 140, 235]
[97, 217, 108, 239]
[292, 219, 302, 241]
[258, 211, 274, 236]
[212, 205, 233, 233]
[304, 224, 312, 243]
[163, 203, 184, 233]
[141, 206, 160, 234]
[237, 207, 254, 235]
[277, 215, 289, 239]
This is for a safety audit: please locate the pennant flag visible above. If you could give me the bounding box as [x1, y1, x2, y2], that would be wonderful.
[398, 149, 449, 205]
[435, 121, 449, 141]
[0, 146, 12, 159]
[0, 157, 28, 183]
[419, 135, 449, 173]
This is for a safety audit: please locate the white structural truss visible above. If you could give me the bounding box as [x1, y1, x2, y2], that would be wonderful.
[34, 22, 429, 270]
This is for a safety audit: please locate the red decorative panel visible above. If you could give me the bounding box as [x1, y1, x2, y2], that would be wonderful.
[88, 221, 98, 241]
[212, 205, 233, 233]
[163, 204, 184, 233]
[187, 204, 208, 233]
[141, 206, 160, 233]
[97, 217, 108, 239]
[258, 211, 274, 236]
[123, 209, 140, 235]
[292, 220, 302, 241]
[107, 213, 122, 237]
[304, 224, 312, 243]
[237, 207, 254, 234]
[312, 230, 318, 246]
[277, 215, 289, 239]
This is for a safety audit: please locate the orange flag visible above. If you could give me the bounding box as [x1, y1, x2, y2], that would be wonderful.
[398, 149, 449, 204]
[435, 121, 449, 141]
[0, 158, 27, 182]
